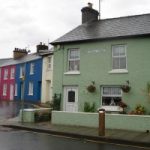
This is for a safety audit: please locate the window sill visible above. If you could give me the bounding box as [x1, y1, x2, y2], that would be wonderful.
[108, 69, 128, 74]
[64, 71, 80, 75]
[101, 106, 123, 112]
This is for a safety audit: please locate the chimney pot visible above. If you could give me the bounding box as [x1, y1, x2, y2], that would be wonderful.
[88, 2, 93, 8]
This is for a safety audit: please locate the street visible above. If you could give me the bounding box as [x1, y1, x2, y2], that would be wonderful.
[0, 128, 148, 150]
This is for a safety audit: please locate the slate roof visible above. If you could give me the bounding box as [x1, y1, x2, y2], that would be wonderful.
[51, 13, 150, 45]
[0, 53, 42, 67]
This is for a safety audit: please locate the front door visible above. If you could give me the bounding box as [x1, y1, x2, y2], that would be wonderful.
[64, 86, 78, 112]
[10, 84, 14, 100]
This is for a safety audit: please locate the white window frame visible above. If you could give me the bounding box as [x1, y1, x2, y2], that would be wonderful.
[3, 84, 7, 96]
[101, 86, 123, 112]
[10, 68, 15, 79]
[14, 83, 18, 96]
[20, 65, 25, 78]
[110, 44, 127, 73]
[68, 48, 80, 72]
[30, 63, 34, 75]
[4, 69, 8, 80]
[28, 82, 33, 95]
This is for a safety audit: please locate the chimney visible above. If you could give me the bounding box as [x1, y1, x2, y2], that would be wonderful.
[13, 48, 28, 59]
[36, 42, 48, 53]
[81, 3, 99, 24]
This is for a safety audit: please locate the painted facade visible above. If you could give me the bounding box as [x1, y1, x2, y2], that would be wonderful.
[14, 55, 42, 102]
[52, 38, 150, 113]
[41, 53, 53, 103]
[51, 5, 150, 114]
[0, 65, 16, 100]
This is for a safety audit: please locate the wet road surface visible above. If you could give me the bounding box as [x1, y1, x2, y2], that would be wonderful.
[0, 128, 148, 150]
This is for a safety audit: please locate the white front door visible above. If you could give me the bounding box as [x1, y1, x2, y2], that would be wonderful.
[10, 84, 14, 100]
[64, 86, 78, 112]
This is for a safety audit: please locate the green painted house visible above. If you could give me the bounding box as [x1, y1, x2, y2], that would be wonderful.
[51, 4, 150, 114]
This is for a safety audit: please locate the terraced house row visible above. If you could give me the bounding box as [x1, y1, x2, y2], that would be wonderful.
[1, 3, 150, 115]
[0, 43, 53, 103]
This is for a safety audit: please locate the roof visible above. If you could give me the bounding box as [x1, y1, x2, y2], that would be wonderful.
[0, 53, 42, 67]
[51, 13, 150, 45]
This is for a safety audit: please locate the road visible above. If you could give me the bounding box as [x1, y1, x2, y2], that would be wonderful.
[0, 128, 148, 150]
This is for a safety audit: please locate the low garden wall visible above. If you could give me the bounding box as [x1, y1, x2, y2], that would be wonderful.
[19, 108, 52, 123]
[52, 111, 150, 132]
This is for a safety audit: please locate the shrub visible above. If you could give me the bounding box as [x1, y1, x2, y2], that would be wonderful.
[84, 102, 96, 112]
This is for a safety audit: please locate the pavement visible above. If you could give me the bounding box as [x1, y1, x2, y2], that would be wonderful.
[0, 118, 150, 148]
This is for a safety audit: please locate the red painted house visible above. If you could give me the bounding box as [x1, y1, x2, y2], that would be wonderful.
[0, 64, 16, 101]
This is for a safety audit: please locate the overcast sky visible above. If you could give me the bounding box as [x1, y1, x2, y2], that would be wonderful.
[1, 0, 150, 58]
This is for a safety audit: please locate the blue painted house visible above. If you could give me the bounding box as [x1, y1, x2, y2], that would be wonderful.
[14, 50, 42, 103]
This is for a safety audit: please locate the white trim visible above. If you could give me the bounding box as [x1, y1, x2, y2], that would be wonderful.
[63, 86, 78, 112]
[112, 44, 127, 70]
[68, 48, 80, 72]
[64, 71, 80, 75]
[28, 82, 33, 95]
[108, 69, 128, 74]
[10, 68, 15, 79]
[30, 63, 34, 75]
[101, 106, 123, 112]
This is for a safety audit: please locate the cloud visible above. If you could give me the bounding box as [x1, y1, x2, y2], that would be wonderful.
[0, 0, 150, 58]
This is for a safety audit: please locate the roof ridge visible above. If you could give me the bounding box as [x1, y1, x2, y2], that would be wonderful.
[100, 13, 150, 22]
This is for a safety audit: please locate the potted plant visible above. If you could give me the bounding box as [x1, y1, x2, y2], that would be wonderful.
[87, 81, 96, 93]
[119, 100, 127, 113]
[121, 80, 131, 93]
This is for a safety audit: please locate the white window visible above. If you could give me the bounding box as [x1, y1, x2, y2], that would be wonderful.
[112, 45, 127, 70]
[28, 82, 33, 95]
[14, 84, 17, 96]
[47, 56, 52, 70]
[101, 86, 122, 111]
[4, 69, 8, 80]
[10, 68, 15, 79]
[20, 65, 25, 78]
[30, 63, 34, 75]
[68, 49, 80, 71]
[3, 84, 7, 96]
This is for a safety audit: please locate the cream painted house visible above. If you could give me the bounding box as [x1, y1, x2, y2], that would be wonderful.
[41, 51, 53, 103]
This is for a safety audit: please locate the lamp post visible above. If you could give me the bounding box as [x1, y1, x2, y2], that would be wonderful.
[21, 75, 25, 123]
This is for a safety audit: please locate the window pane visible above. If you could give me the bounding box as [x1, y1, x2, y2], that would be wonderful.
[111, 87, 121, 95]
[113, 58, 119, 69]
[119, 47, 125, 56]
[120, 57, 126, 69]
[103, 87, 111, 95]
[68, 91, 75, 102]
[112, 48, 120, 56]
[69, 49, 79, 59]
[69, 60, 79, 71]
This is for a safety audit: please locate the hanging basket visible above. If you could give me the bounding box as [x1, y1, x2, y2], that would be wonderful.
[87, 84, 96, 93]
[121, 85, 131, 93]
